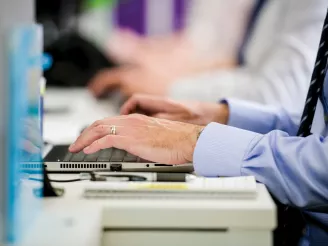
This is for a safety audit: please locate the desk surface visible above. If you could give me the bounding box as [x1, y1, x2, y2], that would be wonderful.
[49, 174, 275, 228]
[22, 174, 276, 246]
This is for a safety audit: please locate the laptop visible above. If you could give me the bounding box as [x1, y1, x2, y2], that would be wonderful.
[20, 92, 192, 173]
[23, 144, 193, 173]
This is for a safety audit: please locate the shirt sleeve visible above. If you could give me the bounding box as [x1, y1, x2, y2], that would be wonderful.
[193, 122, 328, 211]
[224, 98, 299, 135]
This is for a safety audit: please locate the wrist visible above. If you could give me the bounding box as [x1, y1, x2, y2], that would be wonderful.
[185, 125, 205, 163]
[213, 103, 229, 125]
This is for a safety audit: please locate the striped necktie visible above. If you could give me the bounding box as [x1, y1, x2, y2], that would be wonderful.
[297, 10, 328, 137]
[274, 9, 328, 246]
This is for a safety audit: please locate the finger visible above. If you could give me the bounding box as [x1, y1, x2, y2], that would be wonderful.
[121, 94, 179, 115]
[120, 84, 135, 98]
[84, 135, 131, 154]
[120, 94, 151, 115]
[88, 68, 123, 97]
[69, 116, 133, 152]
[69, 125, 112, 153]
[87, 115, 132, 131]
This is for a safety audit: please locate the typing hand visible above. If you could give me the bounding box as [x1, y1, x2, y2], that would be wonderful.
[69, 114, 204, 165]
[87, 68, 124, 98]
[121, 94, 229, 125]
[88, 66, 173, 98]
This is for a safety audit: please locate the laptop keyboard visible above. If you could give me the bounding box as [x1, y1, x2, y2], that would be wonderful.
[68, 148, 139, 162]
[44, 145, 149, 163]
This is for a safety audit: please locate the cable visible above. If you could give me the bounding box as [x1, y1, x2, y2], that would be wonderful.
[28, 172, 148, 183]
[29, 177, 82, 183]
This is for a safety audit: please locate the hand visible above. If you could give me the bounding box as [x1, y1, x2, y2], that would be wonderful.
[69, 114, 204, 164]
[87, 68, 124, 98]
[88, 67, 174, 98]
[88, 61, 236, 98]
[121, 94, 229, 125]
[89, 30, 236, 98]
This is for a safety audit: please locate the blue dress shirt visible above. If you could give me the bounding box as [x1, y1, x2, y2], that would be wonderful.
[193, 75, 328, 245]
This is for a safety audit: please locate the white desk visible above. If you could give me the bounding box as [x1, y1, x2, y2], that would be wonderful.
[24, 88, 276, 246]
[23, 175, 276, 246]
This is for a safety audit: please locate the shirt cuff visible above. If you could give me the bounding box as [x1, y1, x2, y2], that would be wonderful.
[222, 98, 281, 134]
[193, 122, 262, 177]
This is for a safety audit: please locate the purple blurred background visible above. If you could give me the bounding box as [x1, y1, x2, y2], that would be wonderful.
[114, 0, 189, 35]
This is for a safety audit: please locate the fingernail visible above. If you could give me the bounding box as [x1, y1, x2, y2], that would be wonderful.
[83, 146, 91, 153]
[69, 143, 75, 150]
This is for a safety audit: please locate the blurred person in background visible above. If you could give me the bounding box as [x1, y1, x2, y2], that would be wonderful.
[89, 0, 256, 95]
[88, 0, 326, 118]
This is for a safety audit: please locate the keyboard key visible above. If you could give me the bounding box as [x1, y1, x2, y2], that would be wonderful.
[70, 151, 86, 162]
[84, 151, 100, 162]
[97, 149, 113, 162]
[123, 152, 138, 162]
[126, 152, 136, 157]
[63, 152, 73, 162]
[110, 148, 125, 162]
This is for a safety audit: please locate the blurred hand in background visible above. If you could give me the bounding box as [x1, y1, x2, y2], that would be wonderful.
[120, 94, 229, 126]
[88, 29, 236, 97]
[87, 0, 254, 99]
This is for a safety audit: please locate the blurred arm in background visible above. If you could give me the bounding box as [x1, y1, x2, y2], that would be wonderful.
[88, 0, 326, 120]
[87, 0, 255, 96]
[169, 0, 327, 117]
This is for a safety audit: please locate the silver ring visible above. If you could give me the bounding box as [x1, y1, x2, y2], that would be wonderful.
[110, 125, 116, 135]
